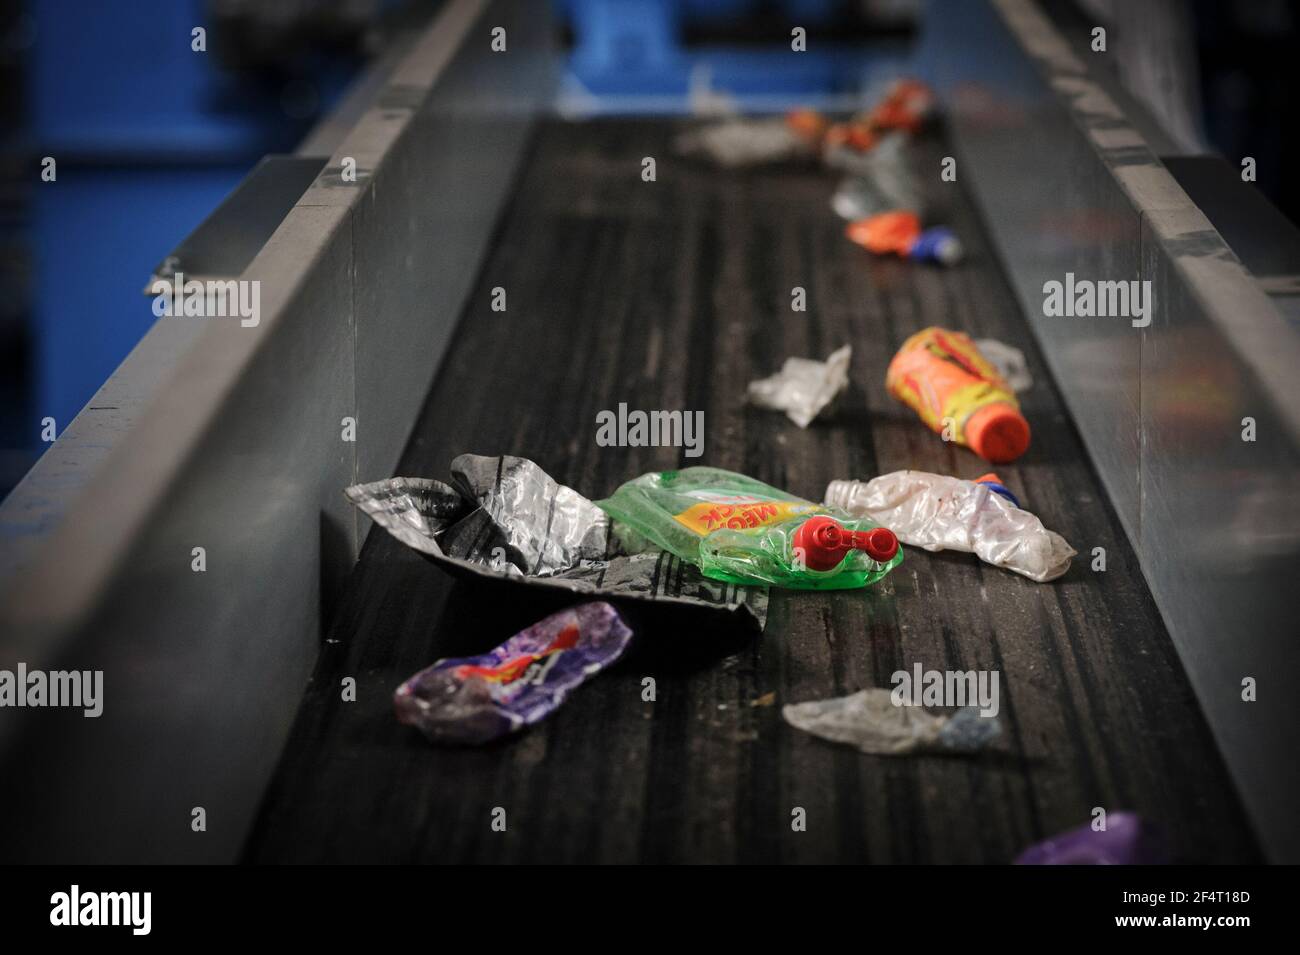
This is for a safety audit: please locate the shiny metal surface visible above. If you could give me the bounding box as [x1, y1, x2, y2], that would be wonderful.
[144, 155, 327, 290]
[927, 0, 1300, 860]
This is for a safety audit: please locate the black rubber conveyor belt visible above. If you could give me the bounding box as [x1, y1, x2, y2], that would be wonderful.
[245, 119, 1259, 863]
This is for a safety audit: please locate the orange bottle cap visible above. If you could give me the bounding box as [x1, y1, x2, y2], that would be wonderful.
[965, 404, 1030, 463]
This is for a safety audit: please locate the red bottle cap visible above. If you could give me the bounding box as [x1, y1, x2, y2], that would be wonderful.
[792, 516, 899, 571]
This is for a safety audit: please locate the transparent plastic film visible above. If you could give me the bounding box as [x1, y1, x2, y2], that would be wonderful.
[783, 688, 1000, 756]
[825, 470, 1075, 582]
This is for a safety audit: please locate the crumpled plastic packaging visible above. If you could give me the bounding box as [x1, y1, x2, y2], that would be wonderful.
[1015, 812, 1169, 865]
[783, 688, 1001, 755]
[825, 133, 921, 214]
[674, 116, 815, 168]
[746, 344, 851, 428]
[975, 337, 1033, 392]
[831, 176, 896, 222]
[825, 470, 1075, 582]
[394, 601, 633, 745]
[346, 454, 768, 627]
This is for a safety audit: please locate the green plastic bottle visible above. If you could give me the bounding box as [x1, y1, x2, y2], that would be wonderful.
[597, 467, 902, 591]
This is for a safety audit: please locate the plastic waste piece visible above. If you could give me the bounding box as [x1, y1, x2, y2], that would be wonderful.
[974, 337, 1033, 392]
[831, 177, 891, 221]
[825, 470, 1075, 582]
[862, 78, 935, 134]
[1015, 812, 1169, 865]
[793, 515, 899, 569]
[746, 344, 851, 427]
[346, 455, 768, 627]
[597, 467, 903, 591]
[886, 327, 1030, 462]
[394, 601, 633, 745]
[909, 226, 964, 265]
[819, 79, 935, 158]
[847, 210, 920, 255]
[823, 119, 878, 154]
[972, 472, 1020, 509]
[846, 212, 963, 265]
[674, 116, 815, 168]
[783, 688, 1000, 755]
[825, 133, 920, 208]
[698, 514, 898, 589]
[785, 108, 830, 146]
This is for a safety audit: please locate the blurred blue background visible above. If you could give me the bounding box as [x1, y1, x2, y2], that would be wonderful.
[0, 0, 379, 494]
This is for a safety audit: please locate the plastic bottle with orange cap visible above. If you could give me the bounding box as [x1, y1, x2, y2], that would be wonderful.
[846, 211, 964, 265]
[886, 327, 1032, 463]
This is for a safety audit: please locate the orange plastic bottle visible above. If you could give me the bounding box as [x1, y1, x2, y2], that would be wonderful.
[864, 79, 934, 133]
[846, 211, 921, 255]
[886, 327, 1031, 463]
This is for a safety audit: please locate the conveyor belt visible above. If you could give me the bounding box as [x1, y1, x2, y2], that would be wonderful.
[245, 119, 1259, 863]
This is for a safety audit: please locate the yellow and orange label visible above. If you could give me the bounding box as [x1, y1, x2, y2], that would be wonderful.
[886, 327, 1018, 441]
[672, 497, 820, 536]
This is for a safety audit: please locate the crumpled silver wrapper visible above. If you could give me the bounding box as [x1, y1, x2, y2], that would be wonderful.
[346, 454, 768, 627]
[746, 344, 851, 428]
[825, 470, 1075, 582]
[783, 688, 1001, 755]
[673, 117, 814, 168]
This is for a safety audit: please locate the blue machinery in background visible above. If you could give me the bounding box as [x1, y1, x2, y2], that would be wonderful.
[29, 0, 287, 439]
[20, 0, 359, 458]
[560, 0, 911, 109]
[16, 0, 909, 480]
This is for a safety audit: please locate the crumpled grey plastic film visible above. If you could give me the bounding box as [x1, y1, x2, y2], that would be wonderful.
[746, 344, 851, 428]
[825, 470, 1076, 582]
[783, 688, 1000, 755]
[673, 117, 813, 168]
[974, 338, 1033, 392]
[824, 133, 922, 214]
[346, 454, 768, 627]
[831, 176, 896, 221]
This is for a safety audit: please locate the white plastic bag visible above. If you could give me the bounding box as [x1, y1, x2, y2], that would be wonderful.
[747, 344, 851, 428]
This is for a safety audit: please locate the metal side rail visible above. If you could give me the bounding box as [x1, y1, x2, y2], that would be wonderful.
[0, 0, 554, 863]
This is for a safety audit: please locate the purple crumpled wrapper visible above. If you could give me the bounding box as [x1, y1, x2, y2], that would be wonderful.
[394, 601, 633, 745]
[1015, 812, 1169, 865]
